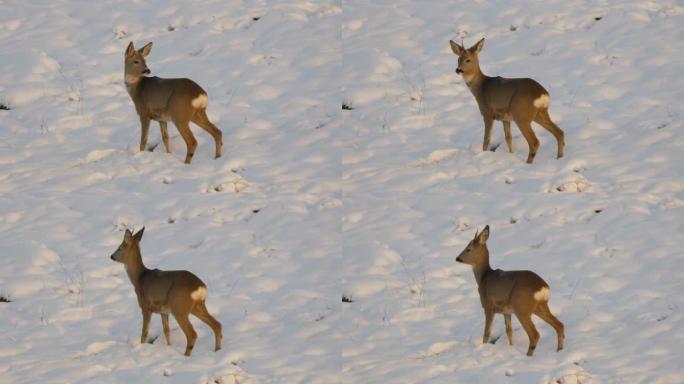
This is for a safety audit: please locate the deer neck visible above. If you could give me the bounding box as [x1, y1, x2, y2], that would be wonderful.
[464, 67, 486, 94]
[471, 249, 492, 286]
[124, 247, 148, 289]
[124, 75, 144, 98]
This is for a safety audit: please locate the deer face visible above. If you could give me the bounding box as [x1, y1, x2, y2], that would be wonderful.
[110, 228, 144, 263]
[456, 225, 489, 265]
[124, 42, 152, 83]
[449, 38, 485, 81]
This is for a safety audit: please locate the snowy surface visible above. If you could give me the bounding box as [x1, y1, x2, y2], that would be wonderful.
[1, 0, 683, 383]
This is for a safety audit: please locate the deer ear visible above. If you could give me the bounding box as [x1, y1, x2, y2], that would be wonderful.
[469, 38, 485, 54]
[124, 229, 134, 243]
[138, 42, 153, 57]
[133, 227, 145, 242]
[449, 40, 464, 55]
[125, 42, 136, 57]
[477, 225, 490, 243]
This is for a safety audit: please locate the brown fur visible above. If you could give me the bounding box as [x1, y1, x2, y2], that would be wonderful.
[450, 38, 564, 163]
[110, 228, 222, 356]
[124, 42, 222, 164]
[456, 225, 564, 356]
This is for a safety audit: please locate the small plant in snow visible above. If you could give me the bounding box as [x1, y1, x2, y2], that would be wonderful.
[401, 68, 426, 115]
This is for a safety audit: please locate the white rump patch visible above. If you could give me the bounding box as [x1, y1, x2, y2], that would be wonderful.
[190, 286, 207, 301]
[534, 287, 550, 302]
[533, 94, 550, 109]
[191, 93, 208, 109]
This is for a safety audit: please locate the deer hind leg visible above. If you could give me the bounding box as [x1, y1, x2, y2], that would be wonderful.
[161, 314, 171, 345]
[191, 301, 223, 351]
[173, 312, 197, 356]
[514, 118, 539, 164]
[191, 109, 223, 159]
[173, 118, 197, 164]
[534, 109, 565, 159]
[159, 121, 171, 153]
[534, 302, 565, 351]
[504, 314, 513, 345]
[515, 311, 540, 356]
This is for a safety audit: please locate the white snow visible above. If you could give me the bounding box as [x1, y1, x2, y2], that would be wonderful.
[1, 0, 683, 383]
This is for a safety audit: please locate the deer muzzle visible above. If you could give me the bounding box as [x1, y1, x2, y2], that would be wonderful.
[456, 68, 463, 74]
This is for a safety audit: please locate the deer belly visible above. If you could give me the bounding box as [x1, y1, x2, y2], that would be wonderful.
[490, 300, 512, 314]
[490, 110, 511, 121]
[148, 110, 171, 121]
[146, 300, 171, 314]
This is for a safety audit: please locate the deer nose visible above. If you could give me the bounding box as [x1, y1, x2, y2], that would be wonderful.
[456, 68, 463, 74]
[142, 68, 151, 75]
[110, 254, 115, 260]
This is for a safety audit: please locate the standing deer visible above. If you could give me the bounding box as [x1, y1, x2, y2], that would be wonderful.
[124, 41, 222, 164]
[449, 38, 564, 163]
[110, 228, 222, 356]
[455, 225, 564, 356]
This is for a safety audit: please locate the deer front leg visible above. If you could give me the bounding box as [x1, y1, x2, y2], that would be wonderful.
[140, 309, 152, 343]
[139, 116, 151, 152]
[161, 314, 171, 345]
[504, 314, 513, 345]
[482, 307, 494, 344]
[503, 120, 513, 153]
[482, 115, 494, 152]
[159, 121, 171, 153]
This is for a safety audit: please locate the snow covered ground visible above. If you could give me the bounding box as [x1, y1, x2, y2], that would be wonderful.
[1, 0, 682, 383]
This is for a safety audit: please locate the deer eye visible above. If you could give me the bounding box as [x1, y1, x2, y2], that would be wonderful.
[465, 59, 471, 63]
[134, 60, 140, 64]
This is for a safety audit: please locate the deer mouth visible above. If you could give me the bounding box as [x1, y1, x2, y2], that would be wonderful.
[142, 69, 151, 75]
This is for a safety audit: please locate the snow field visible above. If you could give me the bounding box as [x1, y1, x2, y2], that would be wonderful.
[1, 0, 683, 383]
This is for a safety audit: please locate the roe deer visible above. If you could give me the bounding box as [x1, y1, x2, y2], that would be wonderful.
[455, 225, 564, 356]
[110, 228, 222, 356]
[124, 42, 222, 164]
[449, 38, 564, 163]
